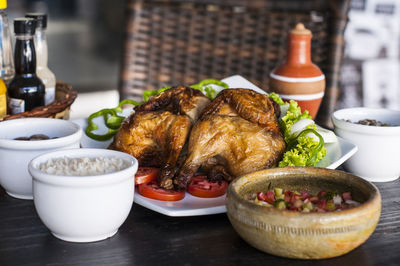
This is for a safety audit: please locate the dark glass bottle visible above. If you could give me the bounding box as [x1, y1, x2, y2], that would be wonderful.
[8, 18, 44, 114]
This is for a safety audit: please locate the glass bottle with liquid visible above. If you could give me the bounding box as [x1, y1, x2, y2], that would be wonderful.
[7, 18, 45, 114]
[0, 0, 14, 85]
[26, 13, 56, 105]
[0, 78, 6, 117]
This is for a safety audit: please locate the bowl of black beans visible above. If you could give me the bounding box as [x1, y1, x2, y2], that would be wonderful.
[0, 118, 82, 199]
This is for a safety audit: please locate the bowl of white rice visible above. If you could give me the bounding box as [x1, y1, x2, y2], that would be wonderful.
[28, 148, 138, 243]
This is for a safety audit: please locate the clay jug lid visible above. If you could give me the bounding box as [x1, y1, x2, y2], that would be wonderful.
[291, 23, 312, 36]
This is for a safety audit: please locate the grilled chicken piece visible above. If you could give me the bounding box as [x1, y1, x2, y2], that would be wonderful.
[134, 86, 210, 121]
[175, 89, 286, 189]
[110, 86, 210, 189]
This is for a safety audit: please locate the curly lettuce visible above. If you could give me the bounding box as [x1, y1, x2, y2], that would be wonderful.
[268, 92, 285, 106]
[279, 134, 327, 167]
[280, 100, 313, 142]
[269, 93, 326, 167]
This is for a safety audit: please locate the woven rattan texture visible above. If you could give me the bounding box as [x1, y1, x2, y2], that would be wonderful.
[1, 82, 77, 121]
[120, 0, 350, 126]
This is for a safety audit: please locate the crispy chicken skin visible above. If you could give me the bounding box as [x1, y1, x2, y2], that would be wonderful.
[135, 86, 210, 121]
[110, 86, 210, 189]
[175, 89, 286, 189]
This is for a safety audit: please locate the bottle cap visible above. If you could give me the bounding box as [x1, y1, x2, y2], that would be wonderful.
[25, 13, 47, 29]
[291, 23, 312, 36]
[0, 0, 7, 10]
[14, 18, 36, 35]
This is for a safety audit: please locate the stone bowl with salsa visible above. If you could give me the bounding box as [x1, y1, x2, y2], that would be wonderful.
[225, 167, 381, 259]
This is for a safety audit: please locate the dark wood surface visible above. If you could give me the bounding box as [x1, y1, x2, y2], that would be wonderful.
[0, 177, 399, 266]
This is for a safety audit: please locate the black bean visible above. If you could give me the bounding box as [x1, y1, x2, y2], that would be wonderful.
[343, 119, 391, 127]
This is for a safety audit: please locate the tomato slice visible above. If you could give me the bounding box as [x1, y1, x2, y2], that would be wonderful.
[187, 175, 228, 198]
[138, 181, 185, 201]
[135, 167, 159, 185]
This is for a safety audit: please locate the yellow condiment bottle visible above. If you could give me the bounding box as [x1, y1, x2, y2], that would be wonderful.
[0, 0, 6, 9]
[0, 78, 6, 118]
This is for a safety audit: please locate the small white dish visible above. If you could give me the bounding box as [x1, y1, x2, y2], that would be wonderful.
[72, 75, 357, 217]
[332, 107, 400, 182]
[28, 148, 138, 243]
[0, 118, 82, 199]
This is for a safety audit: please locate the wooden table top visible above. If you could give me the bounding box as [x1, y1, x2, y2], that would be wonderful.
[0, 177, 399, 266]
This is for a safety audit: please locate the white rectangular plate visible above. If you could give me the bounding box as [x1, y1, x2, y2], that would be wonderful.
[72, 75, 357, 217]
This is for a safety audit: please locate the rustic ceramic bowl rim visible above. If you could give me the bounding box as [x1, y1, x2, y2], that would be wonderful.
[229, 167, 380, 218]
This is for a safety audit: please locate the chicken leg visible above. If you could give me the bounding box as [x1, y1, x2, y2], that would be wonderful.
[175, 89, 286, 189]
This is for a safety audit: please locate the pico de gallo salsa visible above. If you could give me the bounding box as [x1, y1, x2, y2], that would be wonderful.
[250, 187, 360, 212]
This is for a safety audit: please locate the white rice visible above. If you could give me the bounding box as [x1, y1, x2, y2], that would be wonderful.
[39, 156, 129, 176]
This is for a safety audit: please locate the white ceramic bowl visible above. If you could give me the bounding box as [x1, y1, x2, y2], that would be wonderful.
[332, 107, 400, 182]
[0, 118, 82, 199]
[28, 148, 138, 243]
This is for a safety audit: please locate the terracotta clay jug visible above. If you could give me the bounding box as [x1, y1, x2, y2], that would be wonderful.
[269, 23, 325, 119]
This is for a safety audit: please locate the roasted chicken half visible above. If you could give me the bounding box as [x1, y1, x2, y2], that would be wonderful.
[110, 86, 210, 189]
[175, 89, 286, 189]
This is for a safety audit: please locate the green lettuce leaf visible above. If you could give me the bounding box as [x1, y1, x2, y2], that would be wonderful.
[269, 93, 326, 167]
[279, 135, 327, 167]
[280, 100, 312, 142]
[268, 92, 285, 106]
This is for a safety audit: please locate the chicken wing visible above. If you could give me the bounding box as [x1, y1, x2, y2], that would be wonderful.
[110, 86, 210, 189]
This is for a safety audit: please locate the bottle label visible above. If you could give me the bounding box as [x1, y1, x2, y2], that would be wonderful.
[9, 98, 25, 115]
[0, 94, 6, 117]
[45, 87, 55, 105]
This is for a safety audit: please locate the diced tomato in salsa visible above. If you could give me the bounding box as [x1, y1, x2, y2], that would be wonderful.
[251, 188, 359, 212]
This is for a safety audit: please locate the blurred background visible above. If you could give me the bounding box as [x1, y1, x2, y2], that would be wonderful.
[8, 0, 125, 93]
[339, 0, 400, 110]
[5, 0, 400, 116]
